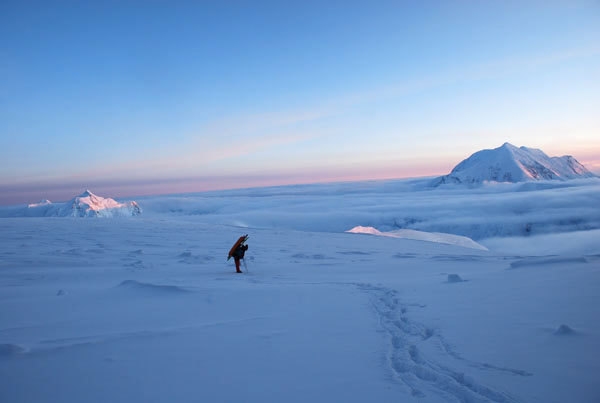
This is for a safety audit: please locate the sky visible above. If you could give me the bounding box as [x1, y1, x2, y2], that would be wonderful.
[1, 0, 599, 205]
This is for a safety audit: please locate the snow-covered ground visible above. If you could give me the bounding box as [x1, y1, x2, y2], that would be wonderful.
[1, 178, 599, 403]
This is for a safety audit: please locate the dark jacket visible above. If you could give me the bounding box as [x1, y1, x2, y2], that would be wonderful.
[233, 244, 248, 259]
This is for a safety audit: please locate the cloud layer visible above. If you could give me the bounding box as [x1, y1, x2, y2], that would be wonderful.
[122, 178, 600, 242]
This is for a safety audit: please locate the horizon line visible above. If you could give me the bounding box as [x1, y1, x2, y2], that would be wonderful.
[0, 171, 442, 207]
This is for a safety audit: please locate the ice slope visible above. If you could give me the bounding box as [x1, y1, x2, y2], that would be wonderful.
[433, 143, 596, 185]
[0, 216, 599, 403]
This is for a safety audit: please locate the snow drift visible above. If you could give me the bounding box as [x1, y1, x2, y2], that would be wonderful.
[432, 142, 596, 186]
[346, 226, 488, 250]
[1, 180, 599, 403]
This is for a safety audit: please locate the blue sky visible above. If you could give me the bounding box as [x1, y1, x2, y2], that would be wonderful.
[1, 1, 599, 204]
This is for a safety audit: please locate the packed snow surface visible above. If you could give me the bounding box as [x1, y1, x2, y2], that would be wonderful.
[1, 178, 599, 403]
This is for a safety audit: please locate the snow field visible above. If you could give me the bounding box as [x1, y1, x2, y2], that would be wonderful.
[0, 219, 402, 402]
[1, 178, 600, 402]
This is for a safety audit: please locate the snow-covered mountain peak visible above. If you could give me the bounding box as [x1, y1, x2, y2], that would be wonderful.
[18, 190, 142, 217]
[65, 190, 141, 217]
[433, 143, 596, 186]
[500, 141, 517, 150]
[78, 189, 95, 198]
[71, 190, 120, 210]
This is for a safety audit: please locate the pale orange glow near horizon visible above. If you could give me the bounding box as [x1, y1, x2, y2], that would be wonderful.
[0, 158, 456, 205]
[3, 144, 599, 206]
[2, 2, 599, 208]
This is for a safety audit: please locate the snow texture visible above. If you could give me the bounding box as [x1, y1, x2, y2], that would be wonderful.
[347, 225, 488, 250]
[4, 190, 141, 217]
[432, 143, 596, 186]
[0, 178, 599, 403]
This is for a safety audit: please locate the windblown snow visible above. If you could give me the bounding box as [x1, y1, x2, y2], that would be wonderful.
[1, 168, 599, 403]
[346, 226, 488, 250]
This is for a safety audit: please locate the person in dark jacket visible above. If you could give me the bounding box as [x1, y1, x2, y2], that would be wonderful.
[233, 242, 248, 273]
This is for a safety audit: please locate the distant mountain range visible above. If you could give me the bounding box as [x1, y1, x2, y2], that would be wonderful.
[22, 190, 141, 217]
[432, 143, 596, 186]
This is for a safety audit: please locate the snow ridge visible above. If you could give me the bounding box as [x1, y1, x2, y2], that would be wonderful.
[346, 226, 488, 250]
[433, 143, 596, 186]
